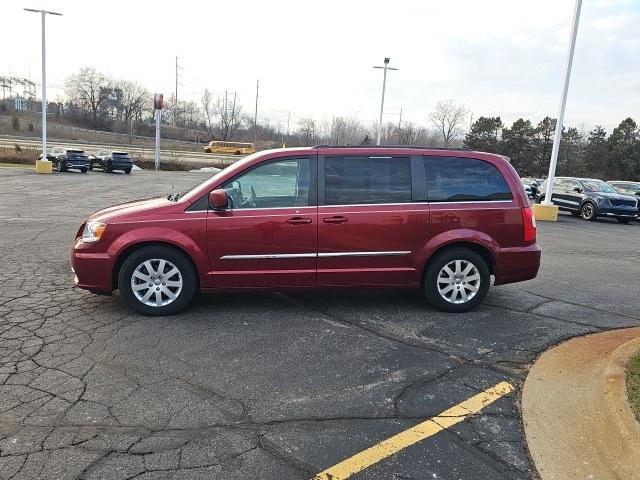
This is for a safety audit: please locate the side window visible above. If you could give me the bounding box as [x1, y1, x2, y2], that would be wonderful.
[324, 156, 411, 205]
[424, 156, 512, 202]
[221, 158, 310, 209]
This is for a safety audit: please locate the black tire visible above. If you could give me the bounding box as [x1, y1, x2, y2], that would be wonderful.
[124, 168, 131, 174]
[118, 245, 197, 316]
[617, 218, 631, 224]
[80, 168, 88, 174]
[105, 160, 113, 173]
[580, 201, 597, 221]
[423, 247, 490, 313]
[57, 159, 67, 172]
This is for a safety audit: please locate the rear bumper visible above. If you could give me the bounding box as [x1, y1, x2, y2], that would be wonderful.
[111, 162, 133, 170]
[71, 247, 114, 292]
[66, 162, 90, 169]
[493, 244, 541, 285]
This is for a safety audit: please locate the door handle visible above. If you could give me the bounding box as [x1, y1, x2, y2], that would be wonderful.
[323, 215, 348, 224]
[286, 216, 312, 225]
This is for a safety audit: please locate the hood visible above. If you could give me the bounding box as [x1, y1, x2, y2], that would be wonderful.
[87, 196, 172, 223]
[590, 191, 638, 201]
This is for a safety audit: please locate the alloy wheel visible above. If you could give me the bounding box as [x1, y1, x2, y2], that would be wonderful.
[437, 259, 481, 304]
[130, 258, 183, 307]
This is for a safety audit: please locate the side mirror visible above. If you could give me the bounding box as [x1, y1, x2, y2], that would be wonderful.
[209, 189, 228, 209]
[573, 187, 583, 193]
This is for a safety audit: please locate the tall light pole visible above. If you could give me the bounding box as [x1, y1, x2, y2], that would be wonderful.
[539, 0, 582, 217]
[373, 58, 398, 146]
[24, 8, 62, 174]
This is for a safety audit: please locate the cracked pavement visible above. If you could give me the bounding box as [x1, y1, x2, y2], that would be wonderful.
[0, 168, 639, 479]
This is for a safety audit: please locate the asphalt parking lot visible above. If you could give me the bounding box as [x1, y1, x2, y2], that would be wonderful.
[1, 168, 639, 480]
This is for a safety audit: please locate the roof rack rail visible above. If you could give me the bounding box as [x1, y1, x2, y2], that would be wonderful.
[312, 144, 469, 151]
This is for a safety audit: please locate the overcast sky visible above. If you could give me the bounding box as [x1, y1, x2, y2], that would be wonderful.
[3, 0, 639, 132]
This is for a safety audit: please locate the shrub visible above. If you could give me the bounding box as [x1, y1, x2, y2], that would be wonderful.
[11, 116, 20, 131]
[28, 123, 34, 132]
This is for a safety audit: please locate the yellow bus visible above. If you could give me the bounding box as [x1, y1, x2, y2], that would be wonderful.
[204, 141, 255, 155]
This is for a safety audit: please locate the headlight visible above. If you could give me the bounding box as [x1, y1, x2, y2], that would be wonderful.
[82, 221, 106, 242]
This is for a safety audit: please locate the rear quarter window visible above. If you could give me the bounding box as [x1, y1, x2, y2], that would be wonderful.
[424, 156, 512, 202]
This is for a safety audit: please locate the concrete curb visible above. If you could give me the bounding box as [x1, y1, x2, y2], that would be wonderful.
[522, 328, 640, 480]
[600, 336, 640, 479]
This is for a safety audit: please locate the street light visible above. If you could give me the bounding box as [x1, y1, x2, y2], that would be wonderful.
[373, 58, 398, 145]
[24, 8, 62, 174]
[536, 0, 582, 221]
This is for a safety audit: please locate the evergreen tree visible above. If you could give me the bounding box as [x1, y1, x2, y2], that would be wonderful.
[607, 118, 639, 180]
[500, 119, 537, 175]
[463, 116, 503, 152]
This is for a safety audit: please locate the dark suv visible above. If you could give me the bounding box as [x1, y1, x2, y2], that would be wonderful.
[39, 148, 90, 173]
[537, 177, 639, 223]
[89, 150, 133, 174]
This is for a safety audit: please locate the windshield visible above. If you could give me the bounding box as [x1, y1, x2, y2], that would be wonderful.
[582, 180, 616, 193]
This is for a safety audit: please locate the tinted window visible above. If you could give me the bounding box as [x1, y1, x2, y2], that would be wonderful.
[424, 157, 512, 202]
[324, 156, 411, 205]
[221, 158, 310, 209]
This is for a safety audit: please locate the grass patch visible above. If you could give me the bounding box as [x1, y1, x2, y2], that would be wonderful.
[628, 349, 640, 421]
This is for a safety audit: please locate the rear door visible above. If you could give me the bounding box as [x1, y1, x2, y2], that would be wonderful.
[205, 155, 317, 288]
[316, 154, 429, 286]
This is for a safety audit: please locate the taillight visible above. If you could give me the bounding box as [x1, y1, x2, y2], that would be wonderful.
[522, 207, 536, 243]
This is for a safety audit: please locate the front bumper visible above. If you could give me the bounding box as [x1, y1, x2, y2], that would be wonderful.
[71, 241, 114, 292]
[597, 206, 638, 218]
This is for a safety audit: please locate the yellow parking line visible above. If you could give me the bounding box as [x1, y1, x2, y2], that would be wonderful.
[313, 381, 514, 480]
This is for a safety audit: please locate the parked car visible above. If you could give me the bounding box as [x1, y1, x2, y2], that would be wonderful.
[40, 148, 89, 173]
[609, 181, 640, 197]
[520, 177, 543, 199]
[89, 150, 133, 173]
[536, 177, 639, 223]
[39, 147, 65, 161]
[72, 146, 541, 315]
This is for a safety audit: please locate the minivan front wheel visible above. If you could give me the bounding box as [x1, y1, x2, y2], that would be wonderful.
[118, 246, 196, 315]
[424, 248, 490, 313]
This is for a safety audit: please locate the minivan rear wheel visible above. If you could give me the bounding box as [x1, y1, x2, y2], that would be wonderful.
[424, 247, 490, 313]
[118, 246, 196, 316]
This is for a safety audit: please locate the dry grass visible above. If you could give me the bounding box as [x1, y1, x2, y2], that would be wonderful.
[628, 350, 640, 421]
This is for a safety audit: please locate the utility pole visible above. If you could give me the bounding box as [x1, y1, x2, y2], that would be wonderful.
[254, 80, 259, 143]
[541, 0, 582, 214]
[287, 111, 291, 136]
[373, 58, 398, 146]
[173, 56, 181, 127]
[398, 108, 403, 130]
[24, 8, 62, 174]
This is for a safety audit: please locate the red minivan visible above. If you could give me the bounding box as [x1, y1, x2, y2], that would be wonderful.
[72, 147, 540, 315]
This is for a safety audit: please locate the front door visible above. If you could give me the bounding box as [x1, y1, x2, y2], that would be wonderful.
[316, 155, 429, 286]
[205, 156, 317, 288]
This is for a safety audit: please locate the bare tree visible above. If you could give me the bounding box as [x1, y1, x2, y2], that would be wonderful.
[201, 89, 216, 140]
[297, 118, 316, 145]
[429, 99, 468, 147]
[64, 67, 111, 120]
[113, 80, 149, 122]
[216, 92, 243, 141]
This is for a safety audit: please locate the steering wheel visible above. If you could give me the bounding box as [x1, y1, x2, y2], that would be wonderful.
[240, 185, 259, 208]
